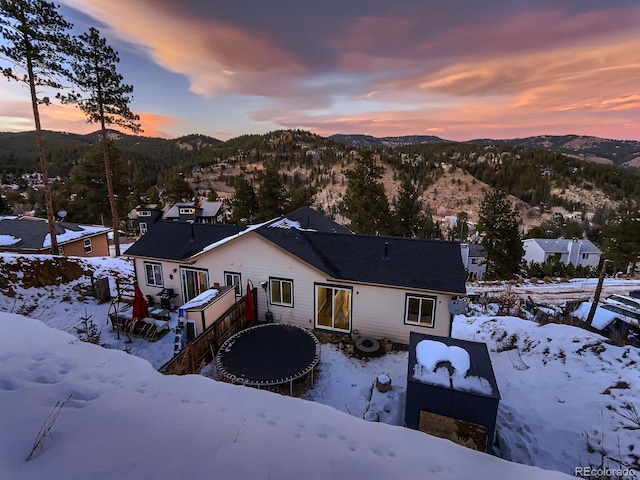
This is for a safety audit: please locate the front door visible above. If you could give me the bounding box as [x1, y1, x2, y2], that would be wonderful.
[315, 284, 352, 332]
[181, 268, 209, 303]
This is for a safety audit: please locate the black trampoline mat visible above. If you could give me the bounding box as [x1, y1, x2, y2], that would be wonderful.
[218, 325, 318, 381]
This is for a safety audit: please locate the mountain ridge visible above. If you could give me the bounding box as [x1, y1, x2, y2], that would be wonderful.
[329, 133, 640, 167]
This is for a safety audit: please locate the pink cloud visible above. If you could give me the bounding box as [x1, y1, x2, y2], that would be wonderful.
[61, 0, 307, 97]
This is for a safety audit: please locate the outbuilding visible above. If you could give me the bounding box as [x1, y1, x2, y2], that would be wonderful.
[404, 332, 500, 453]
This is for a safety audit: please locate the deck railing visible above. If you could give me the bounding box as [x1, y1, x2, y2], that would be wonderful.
[159, 288, 257, 375]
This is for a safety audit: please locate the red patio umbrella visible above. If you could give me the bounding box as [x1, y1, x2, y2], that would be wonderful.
[245, 282, 255, 323]
[132, 284, 149, 322]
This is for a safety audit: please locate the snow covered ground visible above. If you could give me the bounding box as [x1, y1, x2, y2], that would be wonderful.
[1, 252, 639, 478]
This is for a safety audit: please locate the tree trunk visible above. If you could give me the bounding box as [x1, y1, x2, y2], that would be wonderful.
[101, 124, 121, 257]
[586, 259, 612, 326]
[26, 47, 58, 254]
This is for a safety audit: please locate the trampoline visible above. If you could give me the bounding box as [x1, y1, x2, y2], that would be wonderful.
[216, 323, 320, 395]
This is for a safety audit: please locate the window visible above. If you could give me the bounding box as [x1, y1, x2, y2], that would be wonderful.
[471, 258, 479, 265]
[581, 253, 589, 260]
[316, 284, 351, 332]
[405, 294, 436, 327]
[138, 210, 151, 217]
[270, 278, 293, 307]
[144, 262, 163, 287]
[179, 207, 195, 215]
[83, 238, 92, 254]
[225, 272, 242, 297]
[139, 222, 148, 235]
[181, 267, 209, 302]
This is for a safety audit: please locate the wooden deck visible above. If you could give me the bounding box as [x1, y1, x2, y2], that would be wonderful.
[109, 307, 170, 341]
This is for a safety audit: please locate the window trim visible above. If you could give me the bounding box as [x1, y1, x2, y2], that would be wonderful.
[224, 271, 242, 297]
[139, 222, 148, 235]
[83, 238, 92, 254]
[314, 283, 352, 333]
[144, 262, 163, 287]
[138, 210, 151, 217]
[404, 294, 436, 328]
[269, 277, 294, 307]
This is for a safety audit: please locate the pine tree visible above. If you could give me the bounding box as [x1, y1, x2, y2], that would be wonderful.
[447, 211, 469, 241]
[256, 161, 288, 221]
[392, 178, 423, 237]
[61, 27, 141, 256]
[230, 173, 258, 224]
[601, 201, 640, 275]
[339, 151, 391, 234]
[164, 174, 193, 204]
[59, 142, 129, 224]
[0, 0, 74, 253]
[477, 189, 524, 279]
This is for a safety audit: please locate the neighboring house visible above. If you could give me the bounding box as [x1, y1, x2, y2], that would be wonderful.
[460, 243, 486, 280]
[162, 201, 224, 224]
[126, 207, 467, 344]
[128, 204, 163, 236]
[0, 217, 111, 257]
[523, 238, 601, 269]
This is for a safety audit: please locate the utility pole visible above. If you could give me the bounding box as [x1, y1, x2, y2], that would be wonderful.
[586, 259, 612, 326]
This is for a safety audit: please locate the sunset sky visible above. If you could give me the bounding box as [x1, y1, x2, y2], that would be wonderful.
[1, 0, 640, 141]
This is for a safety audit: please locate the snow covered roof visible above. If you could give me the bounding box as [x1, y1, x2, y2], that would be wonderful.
[178, 287, 233, 312]
[0, 218, 111, 252]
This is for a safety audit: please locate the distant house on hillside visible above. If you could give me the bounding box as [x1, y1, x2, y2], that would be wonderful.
[128, 204, 163, 236]
[162, 201, 224, 224]
[126, 207, 467, 344]
[523, 238, 601, 269]
[0, 217, 111, 257]
[460, 243, 486, 280]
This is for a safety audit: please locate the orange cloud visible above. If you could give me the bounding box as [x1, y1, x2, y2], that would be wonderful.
[137, 113, 180, 138]
[61, 0, 307, 97]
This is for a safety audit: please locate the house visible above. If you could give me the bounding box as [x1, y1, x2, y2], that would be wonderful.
[162, 201, 224, 224]
[404, 332, 500, 453]
[0, 217, 111, 257]
[523, 238, 601, 269]
[460, 243, 486, 280]
[126, 207, 467, 344]
[128, 204, 163, 236]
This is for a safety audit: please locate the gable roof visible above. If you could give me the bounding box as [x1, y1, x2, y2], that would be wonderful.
[126, 207, 465, 294]
[461, 243, 486, 258]
[163, 201, 223, 219]
[257, 225, 466, 294]
[0, 218, 110, 251]
[525, 238, 601, 254]
[124, 221, 244, 261]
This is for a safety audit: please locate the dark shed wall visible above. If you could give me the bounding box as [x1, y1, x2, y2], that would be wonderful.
[404, 332, 500, 453]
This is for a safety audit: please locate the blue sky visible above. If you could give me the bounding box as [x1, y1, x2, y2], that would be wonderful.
[1, 0, 640, 141]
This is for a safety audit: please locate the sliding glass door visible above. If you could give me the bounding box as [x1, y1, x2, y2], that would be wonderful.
[315, 284, 352, 332]
[181, 267, 209, 303]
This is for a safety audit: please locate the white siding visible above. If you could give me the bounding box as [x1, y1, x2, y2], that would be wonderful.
[133, 232, 454, 344]
[522, 240, 546, 264]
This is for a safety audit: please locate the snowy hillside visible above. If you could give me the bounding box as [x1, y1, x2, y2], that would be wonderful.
[0, 313, 572, 480]
[1, 252, 639, 478]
